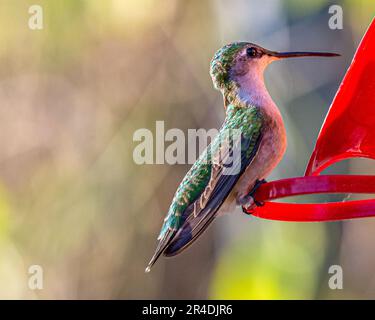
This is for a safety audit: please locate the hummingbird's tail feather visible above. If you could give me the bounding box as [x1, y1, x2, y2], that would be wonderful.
[145, 251, 160, 273]
[145, 254, 159, 273]
[145, 229, 174, 273]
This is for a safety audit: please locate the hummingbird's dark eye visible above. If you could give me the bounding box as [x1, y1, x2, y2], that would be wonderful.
[246, 47, 257, 57]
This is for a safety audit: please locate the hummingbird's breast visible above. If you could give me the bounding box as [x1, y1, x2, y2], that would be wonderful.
[219, 104, 287, 214]
[244, 108, 287, 181]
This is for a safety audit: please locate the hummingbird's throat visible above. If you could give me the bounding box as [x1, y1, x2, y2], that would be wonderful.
[225, 70, 272, 109]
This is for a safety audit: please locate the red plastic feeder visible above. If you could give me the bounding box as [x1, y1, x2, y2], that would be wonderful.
[244, 18, 375, 221]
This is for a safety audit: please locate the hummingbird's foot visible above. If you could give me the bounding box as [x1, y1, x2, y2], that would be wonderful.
[251, 178, 267, 207]
[240, 179, 267, 214]
[242, 205, 251, 215]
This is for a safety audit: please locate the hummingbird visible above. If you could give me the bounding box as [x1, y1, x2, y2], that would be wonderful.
[146, 42, 339, 272]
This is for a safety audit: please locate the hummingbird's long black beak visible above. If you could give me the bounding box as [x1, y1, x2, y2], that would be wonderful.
[268, 50, 340, 58]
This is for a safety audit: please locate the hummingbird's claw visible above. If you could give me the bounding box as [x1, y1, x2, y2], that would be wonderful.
[251, 179, 267, 194]
[251, 179, 267, 207]
[253, 179, 267, 189]
[254, 199, 265, 207]
[242, 205, 252, 215]
[242, 179, 267, 214]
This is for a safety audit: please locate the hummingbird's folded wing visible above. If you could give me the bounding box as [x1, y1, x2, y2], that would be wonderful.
[146, 105, 263, 271]
[164, 129, 262, 256]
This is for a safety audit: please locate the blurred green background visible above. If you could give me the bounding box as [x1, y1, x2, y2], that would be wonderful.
[0, 0, 374, 299]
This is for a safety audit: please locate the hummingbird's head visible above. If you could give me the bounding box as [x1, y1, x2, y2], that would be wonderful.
[210, 42, 340, 92]
[210, 42, 272, 91]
